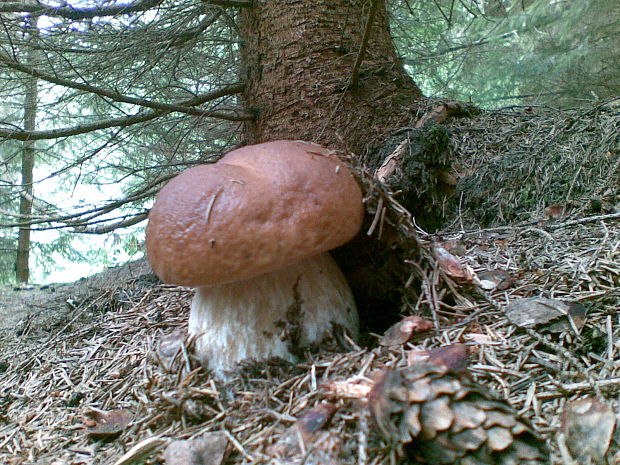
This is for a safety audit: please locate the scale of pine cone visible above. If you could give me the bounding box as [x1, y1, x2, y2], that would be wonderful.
[368, 351, 549, 464]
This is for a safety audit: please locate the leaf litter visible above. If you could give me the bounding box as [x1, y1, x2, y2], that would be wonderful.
[1, 99, 620, 464]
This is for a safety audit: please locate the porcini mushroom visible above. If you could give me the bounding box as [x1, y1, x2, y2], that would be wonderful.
[146, 140, 364, 374]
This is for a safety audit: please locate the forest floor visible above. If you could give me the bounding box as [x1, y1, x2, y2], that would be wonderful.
[1, 101, 620, 465]
[0, 258, 153, 335]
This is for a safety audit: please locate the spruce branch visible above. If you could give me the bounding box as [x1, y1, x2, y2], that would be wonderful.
[0, 0, 164, 20]
[0, 82, 248, 141]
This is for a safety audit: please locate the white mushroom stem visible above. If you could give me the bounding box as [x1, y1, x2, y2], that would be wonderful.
[188, 252, 359, 375]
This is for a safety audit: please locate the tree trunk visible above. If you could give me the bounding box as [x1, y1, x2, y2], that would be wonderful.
[239, 0, 423, 154]
[16, 19, 38, 284]
[239, 0, 429, 333]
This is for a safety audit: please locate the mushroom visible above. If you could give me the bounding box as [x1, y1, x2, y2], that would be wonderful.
[146, 140, 364, 374]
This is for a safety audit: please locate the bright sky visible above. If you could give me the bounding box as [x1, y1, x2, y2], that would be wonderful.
[30, 160, 147, 284]
[36, 231, 144, 283]
[13, 6, 157, 284]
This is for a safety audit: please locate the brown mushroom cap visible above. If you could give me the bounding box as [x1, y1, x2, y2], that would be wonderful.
[146, 140, 364, 286]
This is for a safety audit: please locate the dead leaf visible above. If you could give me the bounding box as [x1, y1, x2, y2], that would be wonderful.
[505, 297, 587, 333]
[561, 397, 616, 463]
[477, 269, 516, 291]
[544, 204, 566, 220]
[407, 349, 430, 366]
[463, 333, 498, 345]
[114, 437, 165, 465]
[323, 378, 373, 399]
[163, 432, 228, 465]
[439, 239, 467, 256]
[433, 244, 475, 283]
[429, 344, 469, 372]
[427, 343, 469, 372]
[296, 403, 337, 441]
[407, 344, 469, 372]
[380, 315, 433, 346]
[157, 329, 186, 372]
[268, 403, 338, 460]
[83, 408, 133, 438]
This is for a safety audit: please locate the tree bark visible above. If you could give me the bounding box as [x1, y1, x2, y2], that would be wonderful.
[239, 0, 423, 154]
[239, 0, 429, 333]
[16, 19, 38, 283]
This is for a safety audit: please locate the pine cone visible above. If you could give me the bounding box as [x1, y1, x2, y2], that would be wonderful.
[368, 362, 549, 464]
